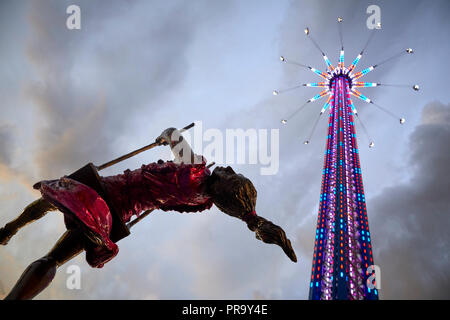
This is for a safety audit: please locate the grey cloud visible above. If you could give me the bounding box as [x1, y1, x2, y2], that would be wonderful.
[23, 0, 231, 178]
[370, 101, 450, 299]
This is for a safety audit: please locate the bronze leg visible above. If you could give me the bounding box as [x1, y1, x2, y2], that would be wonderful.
[4, 229, 85, 300]
[0, 198, 56, 245]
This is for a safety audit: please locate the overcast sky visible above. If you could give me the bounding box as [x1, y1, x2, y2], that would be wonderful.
[0, 0, 449, 299]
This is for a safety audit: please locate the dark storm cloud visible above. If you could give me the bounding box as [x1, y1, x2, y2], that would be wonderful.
[24, 0, 126, 178]
[370, 101, 450, 299]
[24, 0, 228, 178]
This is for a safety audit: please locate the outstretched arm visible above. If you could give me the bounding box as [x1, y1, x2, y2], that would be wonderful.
[244, 214, 297, 262]
[206, 166, 297, 262]
[156, 128, 297, 262]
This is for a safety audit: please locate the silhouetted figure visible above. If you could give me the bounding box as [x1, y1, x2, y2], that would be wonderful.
[0, 127, 296, 299]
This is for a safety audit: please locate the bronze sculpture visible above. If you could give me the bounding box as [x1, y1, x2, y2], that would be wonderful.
[0, 125, 297, 299]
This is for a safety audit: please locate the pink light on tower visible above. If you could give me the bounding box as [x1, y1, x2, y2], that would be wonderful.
[274, 17, 418, 300]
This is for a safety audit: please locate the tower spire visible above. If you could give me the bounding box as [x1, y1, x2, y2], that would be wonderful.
[275, 17, 418, 300]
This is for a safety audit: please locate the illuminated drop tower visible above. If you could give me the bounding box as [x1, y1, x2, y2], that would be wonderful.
[274, 18, 418, 300]
[308, 72, 377, 300]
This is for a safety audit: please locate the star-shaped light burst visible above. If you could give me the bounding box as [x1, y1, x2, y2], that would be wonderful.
[274, 18, 419, 147]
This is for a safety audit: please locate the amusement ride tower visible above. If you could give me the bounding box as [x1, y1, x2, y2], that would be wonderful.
[274, 18, 418, 300]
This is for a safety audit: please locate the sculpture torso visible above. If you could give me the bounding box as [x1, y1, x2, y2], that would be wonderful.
[101, 160, 214, 223]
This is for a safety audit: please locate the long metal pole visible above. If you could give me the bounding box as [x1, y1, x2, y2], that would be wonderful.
[96, 123, 195, 171]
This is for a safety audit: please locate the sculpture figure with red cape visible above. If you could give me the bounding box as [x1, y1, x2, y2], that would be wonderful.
[0, 123, 297, 300]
